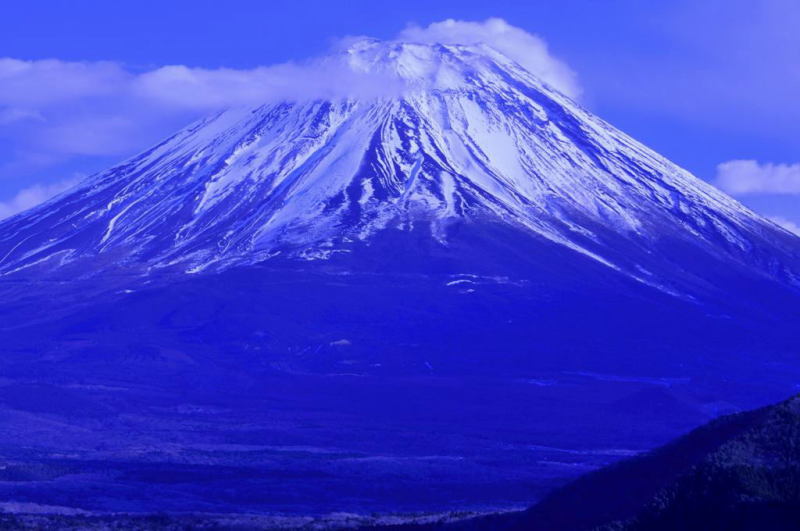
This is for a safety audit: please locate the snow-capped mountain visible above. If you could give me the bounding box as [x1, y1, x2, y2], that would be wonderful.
[2, 37, 800, 518]
[0, 39, 798, 298]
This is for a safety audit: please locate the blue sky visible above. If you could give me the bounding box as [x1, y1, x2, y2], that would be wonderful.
[0, 0, 798, 229]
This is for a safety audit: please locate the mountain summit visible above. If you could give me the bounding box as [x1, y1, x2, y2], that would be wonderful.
[1, 40, 798, 301]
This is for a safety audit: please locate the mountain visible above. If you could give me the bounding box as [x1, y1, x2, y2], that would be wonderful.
[429, 394, 800, 530]
[0, 39, 798, 516]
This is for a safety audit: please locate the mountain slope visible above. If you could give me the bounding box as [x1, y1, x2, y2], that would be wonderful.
[617, 396, 800, 530]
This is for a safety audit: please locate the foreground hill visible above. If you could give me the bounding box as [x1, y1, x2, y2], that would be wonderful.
[432, 394, 800, 530]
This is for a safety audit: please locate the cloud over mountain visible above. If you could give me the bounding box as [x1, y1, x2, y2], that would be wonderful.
[0, 177, 76, 220]
[397, 18, 580, 98]
[715, 160, 800, 195]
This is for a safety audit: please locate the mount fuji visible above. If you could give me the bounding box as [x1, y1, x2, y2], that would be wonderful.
[0, 39, 799, 517]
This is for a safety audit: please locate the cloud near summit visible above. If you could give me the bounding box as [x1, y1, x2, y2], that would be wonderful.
[397, 18, 580, 99]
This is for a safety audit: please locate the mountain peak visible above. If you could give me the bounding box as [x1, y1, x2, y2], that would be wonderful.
[330, 38, 531, 93]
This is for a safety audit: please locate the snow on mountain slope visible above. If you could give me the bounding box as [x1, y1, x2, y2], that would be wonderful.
[0, 40, 798, 294]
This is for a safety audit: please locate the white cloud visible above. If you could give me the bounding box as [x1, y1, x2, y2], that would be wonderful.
[769, 217, 800, 236]
[131, 62, 403, 111]
[714, 160, 800, 195]
[0, 58, 129, 107]
[397, 18, 580, 98]
[0, 178, 77, 220]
